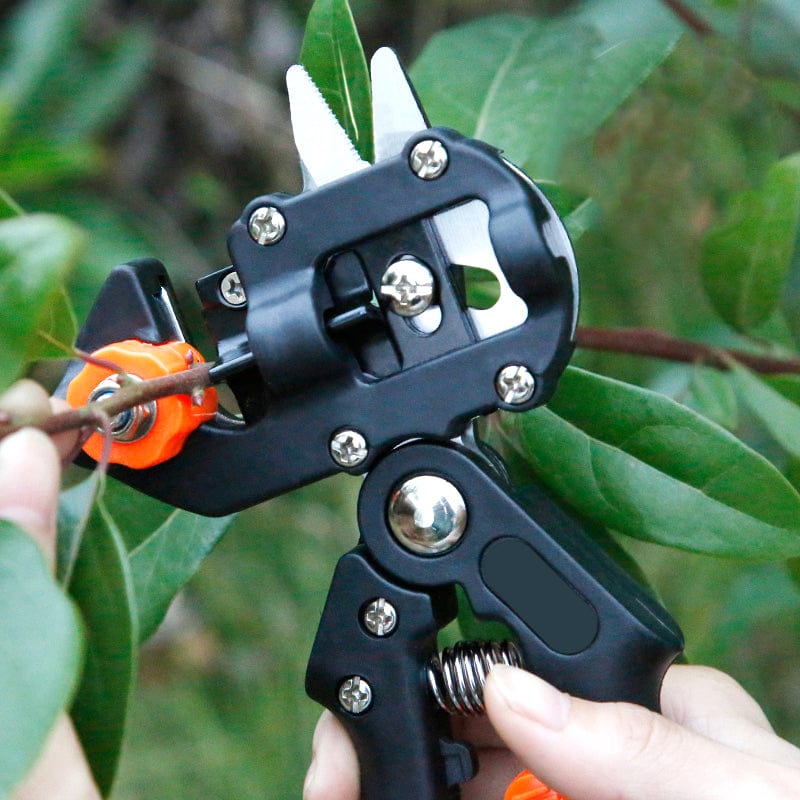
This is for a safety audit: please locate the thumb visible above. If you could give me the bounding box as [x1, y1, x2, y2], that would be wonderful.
[484, 665, 793, 800]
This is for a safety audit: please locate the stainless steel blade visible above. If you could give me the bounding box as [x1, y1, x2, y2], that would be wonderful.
[286, 64, 369, 190]
[371, 47, 428, 163]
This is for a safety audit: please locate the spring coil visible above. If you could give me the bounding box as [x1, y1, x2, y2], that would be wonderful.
[426, 640, 523, 716]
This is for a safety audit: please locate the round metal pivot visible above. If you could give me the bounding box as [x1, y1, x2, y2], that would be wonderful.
[496, 364, 536, 405]
[409, 139, 448, 180]
[219, 271, 247, 306]
[380, 259, 435, 317]
[248, 206, 286, 245]
[88, 375, 157, 443]
[338, 676, 372, 714]
[362, 598, 398, 637]
[330, 429, 369, 468]
[388, 475, 467, 555]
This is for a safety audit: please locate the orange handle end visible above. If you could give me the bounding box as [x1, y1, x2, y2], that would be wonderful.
[66, 339, 217, 469]
[504, 770, 568, 800]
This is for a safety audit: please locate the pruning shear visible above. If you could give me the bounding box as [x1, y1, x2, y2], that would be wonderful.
[59, 48, 683, 800]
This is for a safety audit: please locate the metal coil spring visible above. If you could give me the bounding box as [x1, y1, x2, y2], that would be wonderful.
[426, 640, 523, 716]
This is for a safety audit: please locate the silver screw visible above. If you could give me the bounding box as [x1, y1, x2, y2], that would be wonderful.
[380, 259, 435, 317]
[388, 475, 467, 556]
[219, 271, 247, 306]
[88, 375, 157, 442]
[248, 206, 286, 245]
[339, 676, 372, 714]
[330, 429, 369, 468]
[409, 139, 448, 180]
[495, 365, 536, 405]
[362, 598, 398, 637]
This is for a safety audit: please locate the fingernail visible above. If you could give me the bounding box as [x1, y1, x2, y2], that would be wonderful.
[488, 665, 571, 731]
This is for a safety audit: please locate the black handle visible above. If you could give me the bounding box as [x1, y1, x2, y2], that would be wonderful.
[305, 547, 474, 800]
[358, 441, 684, 712]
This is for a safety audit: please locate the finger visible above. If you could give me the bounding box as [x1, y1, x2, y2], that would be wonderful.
[49, 397, 83, 463]
[0, 427, 60, 567]
[663, 664, 800, 770]
[484, 665, 799, 800]
[0, 380, 81, 462]
[12, 715, 100, 800]
[303, 712, 360, 800]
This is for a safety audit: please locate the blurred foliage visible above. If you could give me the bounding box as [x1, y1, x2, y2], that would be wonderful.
[3, 0, 800, 797]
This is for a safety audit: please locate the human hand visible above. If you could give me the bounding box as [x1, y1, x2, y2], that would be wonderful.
[304, 662, 800, 800]
[0, 380, 99, 800]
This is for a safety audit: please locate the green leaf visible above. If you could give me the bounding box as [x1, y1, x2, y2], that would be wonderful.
[57, 473, 103, 587]
[728, 361, 800, 461]
[0, 0, 92, 131]
[0, 213, 85, 392]
[411, 0, 682, 179]
[0, 188, 23, 219]
[55, 23, 155, 141]
[498, 367, 800, 559]
[0, 520, 83, 798]
[563, 196, 601, 242]
[701, 153, 800, 332]
[67, 501, 137, 797]
[300, 0, 373, 163]
[687, 365, 738, 429]
[130, 510, 234, 642]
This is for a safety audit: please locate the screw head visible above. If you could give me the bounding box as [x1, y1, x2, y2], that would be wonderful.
[330, 429, 368, 468]
[409, 139, 448, 180]
[248, 206, 286, 245]
[338, 676, 372, 714]
[495, 365, 536, 405]
[388, 475, 467, 556]
[362, 598, 398, 637]
[219, 271, 247, 306]
[380, 259, 435, 317]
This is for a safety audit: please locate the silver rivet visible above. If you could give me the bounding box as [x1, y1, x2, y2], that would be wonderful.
[388, 475, 467, 556]
[380, 259, 435, 317]
[339, 676, 372, 714]
[248, 206, 286, 245]
[330, 429, 368, 468]
[362, 598, 398, 637]
[409, 139, 448, 180]
[219, 271, 247, 306]
[88, 375, 157, 442]
[495, 365, 536, 405]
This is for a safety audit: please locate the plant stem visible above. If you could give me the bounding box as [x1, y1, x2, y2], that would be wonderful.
[0, 362, 212, 440]
[576, 326, 800, 374]
[2, 327, 800, 444]
[659, 0, 715, 35]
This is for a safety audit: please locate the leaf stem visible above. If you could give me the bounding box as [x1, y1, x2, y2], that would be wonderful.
[576, 326, 800, 374]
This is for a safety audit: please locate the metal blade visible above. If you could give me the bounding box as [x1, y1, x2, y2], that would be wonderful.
[371, 47, 428, 163]
[286, 64, 369, 190]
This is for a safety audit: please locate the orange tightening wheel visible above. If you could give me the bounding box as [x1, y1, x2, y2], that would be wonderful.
[504, 770, 568, 800]
[66, 339, 218, 470]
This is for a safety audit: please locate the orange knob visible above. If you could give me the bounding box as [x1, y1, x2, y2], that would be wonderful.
[66, 339, 218, 469]
[504, 770, 568, 800]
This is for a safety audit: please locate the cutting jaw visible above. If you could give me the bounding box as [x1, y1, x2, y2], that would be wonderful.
[286, 47, 579, 343]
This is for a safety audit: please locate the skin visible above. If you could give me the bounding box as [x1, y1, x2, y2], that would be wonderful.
[4, 378, 800, 799]
[0, 381, 99, 800]
[304, 664, 800, 800]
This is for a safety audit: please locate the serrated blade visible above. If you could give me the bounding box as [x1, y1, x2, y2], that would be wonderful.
[371, 47, 428, 163]
[286, 64, 369, 190]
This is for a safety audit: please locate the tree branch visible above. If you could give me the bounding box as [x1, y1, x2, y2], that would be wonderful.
[0, 362, 212, 440]
[659, 0, 715, 36]
[576, 326, 800, 374]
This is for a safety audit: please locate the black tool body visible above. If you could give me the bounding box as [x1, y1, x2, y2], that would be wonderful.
[59, 124, 683, 800]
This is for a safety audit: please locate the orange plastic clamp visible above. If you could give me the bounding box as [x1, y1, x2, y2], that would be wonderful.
[504, 770, 568, 800]
[66, 339, 218, 470]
